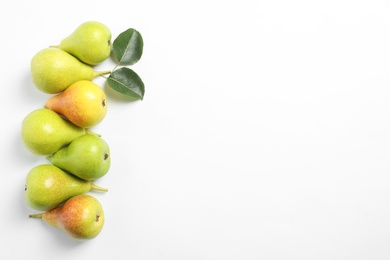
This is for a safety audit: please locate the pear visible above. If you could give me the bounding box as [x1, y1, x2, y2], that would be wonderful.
[31, 47, 110, 94]
[25, 164, 107, 211]
[45, 80, 107, 128]
[21, 108, 90, 155]
[59, 21, 112, 65]
[48, 134, 111, 181]
[29, 194, 105, 240]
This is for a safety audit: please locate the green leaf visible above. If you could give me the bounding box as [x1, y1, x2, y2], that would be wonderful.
[107, 67, 145, 100]
[112, 28, 143, 66]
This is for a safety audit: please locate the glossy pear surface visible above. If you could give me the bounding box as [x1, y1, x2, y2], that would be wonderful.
[21, 108, 86, 155]
[48, 134, 111, 181]
[24, 164, 107, 211]
[45, 80, 107, 128]
[30, 194, 105, 240]
[31, 47, 95, 93]
[60, 21, 112, 65]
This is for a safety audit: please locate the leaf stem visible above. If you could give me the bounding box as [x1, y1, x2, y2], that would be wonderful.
[93, 70, 112, 78]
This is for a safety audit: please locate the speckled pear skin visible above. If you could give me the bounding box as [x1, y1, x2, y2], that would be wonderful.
[21, 108, 86, 155]
[30, 47, 95, 94]
[45, 80, 107, 128]
[32, 194, 105, 240]
[24, 164, 107, 211]
[48, 134, 111, 181]
[59, 21, 112, 65]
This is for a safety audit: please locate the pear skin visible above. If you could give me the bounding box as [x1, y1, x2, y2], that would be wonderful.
[21, 108, 87, 155]
[48, 134, 111, 181]
[25, 164, 107, 211]
[29, 194, 105, 240]
[60, 21, 112, 65]
[45, 80, 108, 128]
[31, 47, 110, 93]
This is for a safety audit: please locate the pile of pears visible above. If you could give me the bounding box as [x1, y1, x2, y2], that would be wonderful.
[22, 21, 114, 240]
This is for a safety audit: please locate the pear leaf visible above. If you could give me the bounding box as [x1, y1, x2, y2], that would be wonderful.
[112, 28, 143, 66]
[107, 67, 145, 100]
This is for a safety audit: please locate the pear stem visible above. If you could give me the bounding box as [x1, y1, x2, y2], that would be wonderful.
[91, 183, 108, 192]
[29, 213, 43, 218]
[93, 70, 112, 78]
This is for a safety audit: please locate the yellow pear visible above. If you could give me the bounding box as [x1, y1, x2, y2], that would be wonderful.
[45, 80, 107, 128]
[31, 47, 110, 94]
[59, 21, 112, 65]
[21, 108, 87, 155]
[25, 164, 108, 211]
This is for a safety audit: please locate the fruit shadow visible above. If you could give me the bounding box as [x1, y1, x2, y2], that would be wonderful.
[46, 225, 90, 248]
[103, 81, 140, 103]
[24, 206, 89, 248]
[16, 182, 86, 248]
[42, 224, 90, 249]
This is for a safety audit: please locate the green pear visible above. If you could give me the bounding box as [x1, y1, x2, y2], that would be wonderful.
[48, 134, 111, 181]
[25, 164, 107, 211]
[29, 194, 105, 240]
[31, 47, 110, 93]
[45, 80, 107, 128]
[21, 108, 90, 155]
[59, 21, 112, 65]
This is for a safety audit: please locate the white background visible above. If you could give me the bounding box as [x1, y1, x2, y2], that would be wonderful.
[2, 0, 390, 259]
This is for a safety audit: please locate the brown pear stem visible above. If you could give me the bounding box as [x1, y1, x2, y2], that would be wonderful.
[93, 70, 112, 78]
[91, 183, 108, 192]
[29, 213, 43, 218]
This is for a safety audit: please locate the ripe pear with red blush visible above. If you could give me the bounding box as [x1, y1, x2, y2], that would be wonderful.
[45, 80, 107, 128]
[29, 194, 105, 240]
